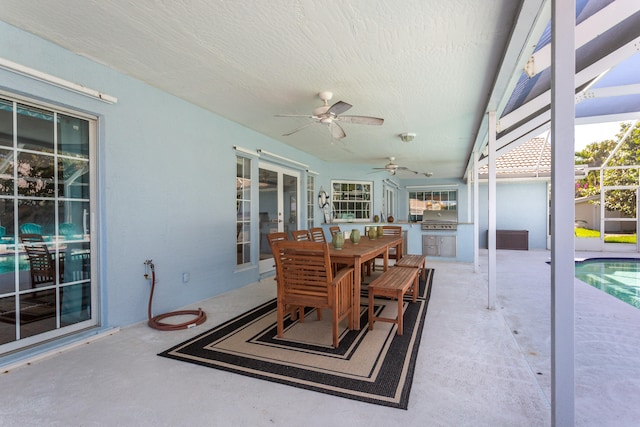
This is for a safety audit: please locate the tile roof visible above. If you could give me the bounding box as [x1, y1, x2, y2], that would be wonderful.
[478, 137, 551, 178]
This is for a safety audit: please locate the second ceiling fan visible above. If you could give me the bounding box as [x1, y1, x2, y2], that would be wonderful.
[372, 157, 418, 176]
[276, 91, 384, 140]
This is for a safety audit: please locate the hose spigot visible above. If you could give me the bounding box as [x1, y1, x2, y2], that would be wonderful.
[144, 259, 154, 279]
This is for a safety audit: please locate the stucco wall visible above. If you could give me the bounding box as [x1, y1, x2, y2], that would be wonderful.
[0, 20, 401, 334]
[477, 181, 549, 249]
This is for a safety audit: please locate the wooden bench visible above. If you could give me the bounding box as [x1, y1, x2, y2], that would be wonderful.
[367, 266, 419, 335]
[395, 254, 427, 281]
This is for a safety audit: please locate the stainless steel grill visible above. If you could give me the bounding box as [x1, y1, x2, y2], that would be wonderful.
[421, 210, 458, 230]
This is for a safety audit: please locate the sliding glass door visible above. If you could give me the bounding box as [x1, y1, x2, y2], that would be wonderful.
[0, 96, 96, 354]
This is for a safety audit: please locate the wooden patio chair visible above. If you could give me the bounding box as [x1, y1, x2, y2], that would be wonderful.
[372, 225, 403, 271]
[328, 226, 341, 237]
[291, 229, 311, 241]
[266, 231, 318, 321]
[272, 240, 354, 348]
[266, 231, 288, 253]
[309, 227, 327, 243]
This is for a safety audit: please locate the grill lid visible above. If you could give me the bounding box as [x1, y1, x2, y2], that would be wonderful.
[422, 210, 457, 222]
[422, 210, 457, 230]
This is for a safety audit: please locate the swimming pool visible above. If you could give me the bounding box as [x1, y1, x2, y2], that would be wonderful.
[0, 254, 30, 274]
[575, 258, 640, 309]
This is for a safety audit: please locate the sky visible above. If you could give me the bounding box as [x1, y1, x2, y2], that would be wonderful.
[538, 121, 631, 152]
[574, 121, 626, 151]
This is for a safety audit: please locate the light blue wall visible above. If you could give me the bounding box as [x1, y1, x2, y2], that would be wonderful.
[477, 181, 549, 249]
[0, 20, 405, 333]
[0, 21, 549, 355]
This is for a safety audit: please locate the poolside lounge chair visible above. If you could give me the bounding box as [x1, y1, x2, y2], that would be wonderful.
[20, 223, 42, 235]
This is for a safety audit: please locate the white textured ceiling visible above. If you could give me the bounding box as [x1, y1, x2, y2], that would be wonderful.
[0, 0, 528, 179]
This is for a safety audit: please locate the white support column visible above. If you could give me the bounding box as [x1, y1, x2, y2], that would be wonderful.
[487, 112, 497, 310]
[551, 0, 576, 425]
[473, 149, 480, 273]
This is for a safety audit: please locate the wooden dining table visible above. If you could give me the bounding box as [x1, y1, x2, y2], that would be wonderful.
[328, 234, 403, 330]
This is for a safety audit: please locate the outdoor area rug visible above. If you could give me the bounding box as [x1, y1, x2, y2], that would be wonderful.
[159, 268, 434, 409]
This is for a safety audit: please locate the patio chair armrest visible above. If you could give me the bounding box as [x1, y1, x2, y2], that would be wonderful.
[332, 267, 354, 288]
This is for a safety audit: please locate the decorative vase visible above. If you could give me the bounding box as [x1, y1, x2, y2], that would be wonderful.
[373, 215, 380, 223]
[387, 215, 394, 223]
[367, 227, 377, 240]
[332, 231, 344, 250]
[377, 226, 384, 237]
[350, 229, 360, 244]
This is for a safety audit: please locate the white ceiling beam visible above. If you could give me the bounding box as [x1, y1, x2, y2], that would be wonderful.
[499, 35, 640, 131]
[576, 83, 640, 102]
[524, 0, 640, 77]
[575, 112, 640, 125]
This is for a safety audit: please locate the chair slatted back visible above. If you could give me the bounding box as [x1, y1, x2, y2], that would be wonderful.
[382, 225, 402, 236]
[273, 241, 333, 306]
[291, 229, 311, 241]
[309, 227, 326, 243]
[266, 232, 289, 256]
[329, 226, 341, 236]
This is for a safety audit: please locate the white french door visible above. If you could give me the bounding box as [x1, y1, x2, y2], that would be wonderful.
[258, 162, 300, 274]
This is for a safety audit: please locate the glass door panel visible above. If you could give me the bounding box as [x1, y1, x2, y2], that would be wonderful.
[258, 163, 299, 274]
[259, 168, 278, 265]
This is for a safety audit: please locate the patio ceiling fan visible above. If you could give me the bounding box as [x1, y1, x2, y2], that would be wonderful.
[372, 157, 419, 176]
[276, 91, 384, 140]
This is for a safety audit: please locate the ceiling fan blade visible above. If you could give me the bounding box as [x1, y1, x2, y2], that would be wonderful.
[275, 114, 316, 118]
[337, 115, 384, 125]
[282, 122, 314, 136]
[397, 168, 420, 174]
[327, 101, 352, 116]
[328, 121, 346, 139]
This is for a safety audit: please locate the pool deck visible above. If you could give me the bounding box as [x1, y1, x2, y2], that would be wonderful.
[0, 249, 639, 426]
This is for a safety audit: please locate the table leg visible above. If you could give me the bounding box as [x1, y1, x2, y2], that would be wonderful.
[353, 258, 362, 330]
[383, 250, 389, 271]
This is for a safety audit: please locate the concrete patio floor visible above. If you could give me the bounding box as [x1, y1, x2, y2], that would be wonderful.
[1, 249, 638, 426]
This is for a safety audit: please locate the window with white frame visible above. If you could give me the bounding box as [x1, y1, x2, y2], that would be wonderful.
[408, 189, 457, 222]
[236, 156, 251, 265]
[306, 175, 315, 229]
[331, 180, 372, 222]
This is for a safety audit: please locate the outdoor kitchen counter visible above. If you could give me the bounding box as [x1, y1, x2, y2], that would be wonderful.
[321, 222, 475, 263]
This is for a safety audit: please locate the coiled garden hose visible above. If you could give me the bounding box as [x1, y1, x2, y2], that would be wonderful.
[145, 260, 207, 331]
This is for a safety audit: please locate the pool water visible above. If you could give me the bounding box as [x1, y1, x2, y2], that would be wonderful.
[0, 254, 30, 274]
[575, 258, 640, 309]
